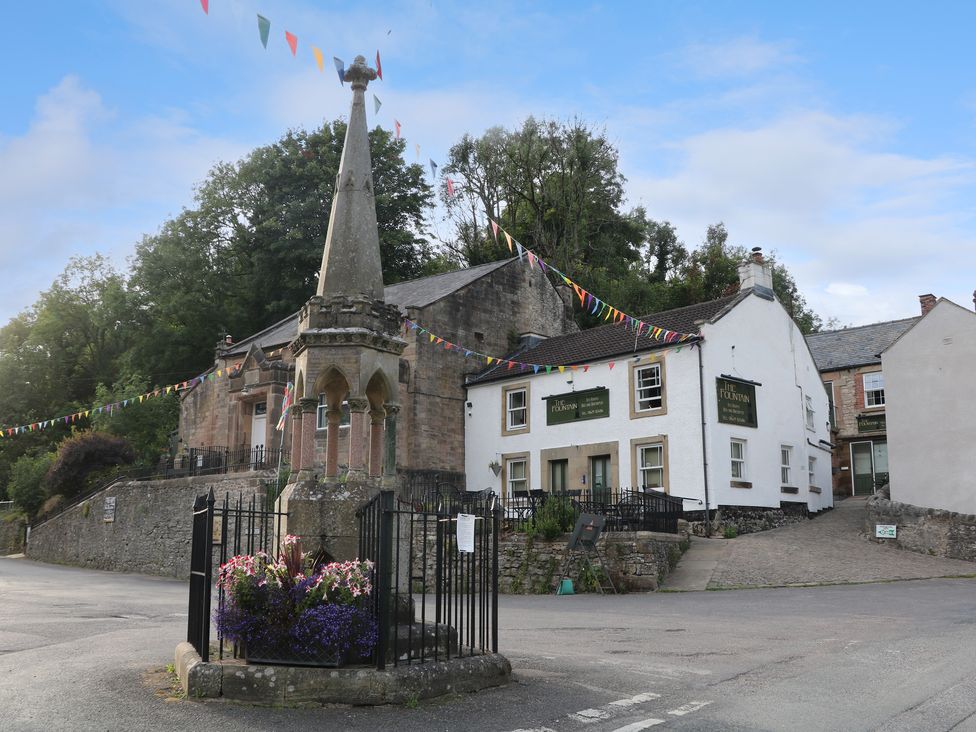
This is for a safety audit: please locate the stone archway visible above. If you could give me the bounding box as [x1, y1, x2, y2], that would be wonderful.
[365, 370, 393, 477]
[313, 366, 352, 478]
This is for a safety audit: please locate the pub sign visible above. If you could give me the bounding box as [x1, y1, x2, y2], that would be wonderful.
[545, 387, 610, 426]
[857, 414, 886, 433]
[716, 377, 758, 428]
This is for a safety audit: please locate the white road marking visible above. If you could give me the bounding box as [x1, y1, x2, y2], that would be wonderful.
[609, 692, 661, 707]
[610, 719, 666, 732]
[571, 708, 612, 723]
[509, 728, 558, 732]
[668, 700, 713, 716]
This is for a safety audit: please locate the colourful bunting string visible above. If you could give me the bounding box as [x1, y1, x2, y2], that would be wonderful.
[257, 14, 271, 49]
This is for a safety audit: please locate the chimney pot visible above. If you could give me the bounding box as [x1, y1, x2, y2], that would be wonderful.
[225, 335, 233, 345]
[751, 246, 763, 264]
[918, 294, 937, 316]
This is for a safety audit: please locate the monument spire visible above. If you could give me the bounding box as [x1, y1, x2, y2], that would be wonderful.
[317, 55, 384, 301]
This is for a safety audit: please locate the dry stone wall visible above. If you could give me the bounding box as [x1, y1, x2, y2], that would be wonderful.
[866, 489, 976, 562]
[0, 513, 26, 555]
[27, 474, 267, 578]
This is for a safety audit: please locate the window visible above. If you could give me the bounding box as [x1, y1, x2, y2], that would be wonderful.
[863, 372, 885, 408]
[549, 459, 568, 493]
[316, 396, 350, 430]
[634, 363, 663, 412]
[780, 446, 792, 485]
[507, 458, 527, 495]
[502, 384, 529, 435]
[730, 439, 747, 479]
[637, 444, 664, 490]
[808, 456, 817, 486]
[805, 395, 815, 431]
[823, 381, 836, 429]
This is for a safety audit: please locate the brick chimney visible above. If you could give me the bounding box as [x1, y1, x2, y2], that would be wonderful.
[737, 247, 773, 292]
[919, 294, 937, 316]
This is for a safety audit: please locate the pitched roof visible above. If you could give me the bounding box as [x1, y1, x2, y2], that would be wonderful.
[467, 291, 746, 385]
[804, 317, 919, 372]
[222, 259, 517, 357]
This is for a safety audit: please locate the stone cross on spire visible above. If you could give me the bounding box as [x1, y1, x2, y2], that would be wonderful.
[316, 55, 384, 301]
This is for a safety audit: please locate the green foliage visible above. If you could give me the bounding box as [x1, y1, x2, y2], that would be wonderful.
[8, 451, 56, 519]
[90, 376, 179, 468]
[45, 432, 135, 501]
[525, 495, 578, 540]
[723, 526, 738, 539]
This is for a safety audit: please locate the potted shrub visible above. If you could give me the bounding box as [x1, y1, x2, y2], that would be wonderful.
[215, 535, 377, 667]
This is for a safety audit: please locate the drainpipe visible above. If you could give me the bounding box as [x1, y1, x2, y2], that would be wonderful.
[697, 341, 712, 536]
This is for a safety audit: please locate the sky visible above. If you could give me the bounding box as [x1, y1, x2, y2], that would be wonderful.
[2, 0, 975, 329]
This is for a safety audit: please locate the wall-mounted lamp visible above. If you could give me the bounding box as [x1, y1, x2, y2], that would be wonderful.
[488, 460, 502, 476]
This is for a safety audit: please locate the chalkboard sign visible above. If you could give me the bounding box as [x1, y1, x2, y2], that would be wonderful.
[567, 513, 606, 549]
[716, 377, 757, 428]
[545, 387, 610, 426]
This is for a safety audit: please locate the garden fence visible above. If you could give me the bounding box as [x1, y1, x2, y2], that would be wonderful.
[501, 487, 686, 534]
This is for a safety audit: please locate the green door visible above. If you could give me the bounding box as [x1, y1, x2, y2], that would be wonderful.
[590, 455, 611, 503]
[851, 442, 875, 496]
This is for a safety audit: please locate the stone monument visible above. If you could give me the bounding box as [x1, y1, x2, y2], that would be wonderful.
[278, 55, 405, 560]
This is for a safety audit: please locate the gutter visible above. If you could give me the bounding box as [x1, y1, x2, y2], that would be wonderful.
[697, 342, 712, 536]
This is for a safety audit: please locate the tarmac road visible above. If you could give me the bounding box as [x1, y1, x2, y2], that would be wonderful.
[2, 556, 976, 731]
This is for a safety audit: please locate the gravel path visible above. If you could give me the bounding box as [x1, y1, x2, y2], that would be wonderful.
[706, 497, 976, 589]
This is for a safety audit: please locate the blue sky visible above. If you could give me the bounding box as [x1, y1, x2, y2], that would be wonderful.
[2, 0, 975, 328]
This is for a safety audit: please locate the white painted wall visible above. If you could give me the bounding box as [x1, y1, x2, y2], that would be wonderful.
[884, 300, 976, 514]
[700, 295, 833, 512]
[464, 291, 833, 513]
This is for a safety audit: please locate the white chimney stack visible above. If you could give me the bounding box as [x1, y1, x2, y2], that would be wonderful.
[737, 247, 773, 292]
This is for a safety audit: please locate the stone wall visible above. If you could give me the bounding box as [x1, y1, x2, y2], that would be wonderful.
[27, 473, 267, 578]
[865, 490, 976, 562]
[413, 525, 690, 594]
[687, 503, 812, 537]
[0, 512, 26, 555]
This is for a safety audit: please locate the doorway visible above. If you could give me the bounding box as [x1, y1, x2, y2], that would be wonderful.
[590, 454, 611, 503]
[251, 402, 267, 467]
[851, 440, 888, 496]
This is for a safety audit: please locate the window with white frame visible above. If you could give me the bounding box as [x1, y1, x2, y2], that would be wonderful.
[805, 395, 815, 430]
[863, 372, 885, 408]
[808, 455, 816, 486]
[505, 387, 527, 431]
[637, 443, 665, 490]
[634, 363, 663, 412]
[316, 396, 350, 430]
[507, 458, 527, 495]
[730, 439, 747, 480]
[781, 446, 792, 485]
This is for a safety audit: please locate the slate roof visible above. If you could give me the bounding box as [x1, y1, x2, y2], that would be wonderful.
[222, 259, 517, 357]
[467, 291, 747, 385]
[804, 317, 919, 372]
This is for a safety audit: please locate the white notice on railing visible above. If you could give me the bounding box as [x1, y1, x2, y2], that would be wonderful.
[457, 513, 475, 553]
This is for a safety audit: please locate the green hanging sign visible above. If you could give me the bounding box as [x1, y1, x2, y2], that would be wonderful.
[716, 377, 758, 428]
[544, 387, 610, 425]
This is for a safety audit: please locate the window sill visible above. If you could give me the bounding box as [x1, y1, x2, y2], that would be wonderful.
[780, 486, 799, 494]
[809, 486, 822, 494]
[862, 405, 886, 411]
[730, 480, 752, 489]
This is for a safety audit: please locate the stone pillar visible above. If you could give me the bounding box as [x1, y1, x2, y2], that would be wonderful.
[299, 397, 318, 472]
[368, 407, 385, 477]
[325, 407, 343, 478]
[347, 397, 369, 475]
[289, 405, 303, 472]
[383, 403, 400, 480]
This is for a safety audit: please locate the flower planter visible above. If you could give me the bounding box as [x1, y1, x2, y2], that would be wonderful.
[245, 643, 348, 668]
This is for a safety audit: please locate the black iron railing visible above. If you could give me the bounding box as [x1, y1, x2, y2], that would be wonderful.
[502, 487, 686, 534]
[358, 490, 500, 670]
[162, 446, 284, 477]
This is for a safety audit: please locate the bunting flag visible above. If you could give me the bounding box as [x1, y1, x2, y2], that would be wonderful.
[333, 56, 345, 84]
[446, 178, 455, 197]
[429, 159, 438, 178]
[373, 94, 382, 115]
[200, 0, 209, 14]
[312, 46, 324, 71]
[415, 143, 420, 161]
[257, 14, 271, 48]
[285, 30, 298, 56]
[486, 219, 698, 345]
[276, 381, 294, 431]
[375, 50, 383, 80]
[394, 119, 401, 139]
[401, 318, 698, 378]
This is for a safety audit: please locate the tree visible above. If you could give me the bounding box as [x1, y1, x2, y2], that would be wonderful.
[8, 452, 55, 520]
[45, 432, 135, 501]
[127, 121, 434, 383]
[90, 376, 180, 468]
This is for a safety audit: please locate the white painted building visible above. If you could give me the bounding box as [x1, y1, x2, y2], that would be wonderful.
[883, 297, 976, 514]
[464, 253, 833, 514]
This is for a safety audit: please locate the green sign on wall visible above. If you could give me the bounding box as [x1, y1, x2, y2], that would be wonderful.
[716, 377, 758, 428]
[858, 413, 886, 433]
[545, 387, 610, 425]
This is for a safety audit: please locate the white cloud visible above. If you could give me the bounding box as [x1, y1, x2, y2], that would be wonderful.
[825, 282, 869, 297]
[677, 36, 800, 79]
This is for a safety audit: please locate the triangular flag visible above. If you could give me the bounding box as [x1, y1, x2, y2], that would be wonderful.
[375, 50, 383, 80]
[507, 361, 515, 370]
[446, 178, 455, 197]
[545, 366, 552, 374]
[333, 57, 345, 84]
[394, 119, 401, 139]
[558, 366, 565, 374]
[285, 31, 298, 56]
[503, 231, 513, 252]
[533, 365, 540, 374]
[583, 365, 589, 372]
[435, 337, 443, 345]
[257, 14, 271, 49]
[487, 357, 494, 365]
[515, 242, 524, 261]
[429, 333, 436, 342]
[490, 220, 499, 241]
[415, 143, 420, 161]
[312, 46, 324, 71]
[527, 251, 536, 269]
[200, 0, 209, 14]
[373, 94, 382, 115]
[609, 361, 616, 370]
[429, 159, 438, 178]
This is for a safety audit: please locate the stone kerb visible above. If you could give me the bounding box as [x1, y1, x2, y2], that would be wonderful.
[866, 490, 976, 562]
[174, 641, 511, 705]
